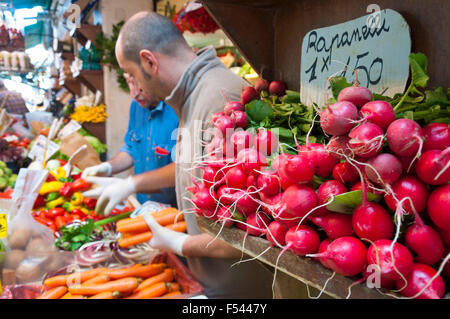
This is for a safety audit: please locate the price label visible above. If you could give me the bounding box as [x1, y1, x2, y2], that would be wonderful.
[58, 120, 82, 139]
[27, 135, 60, 162]
[300, 9, 411, 107]
[0, 214, 7, 238]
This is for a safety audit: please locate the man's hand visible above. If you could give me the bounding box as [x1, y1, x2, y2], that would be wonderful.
[81, 162, 113, 179]
[143, 213, 189, 256]
[82, 176, 136, 216]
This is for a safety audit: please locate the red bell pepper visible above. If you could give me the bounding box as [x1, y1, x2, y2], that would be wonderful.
[33, 195, 46, 209]
[46, 175, 57, 182]
[83, 197, 97, 209]
[34, 216, 54, 228]
[71, 208, 86, 218]
[54, 215, 66, 229]
[46, 208, 65, 219]
[59, 182, 74, 197]
[71, 178, 92, 192]
[72, 172, 82, 181]
[63, 212, 74, 224]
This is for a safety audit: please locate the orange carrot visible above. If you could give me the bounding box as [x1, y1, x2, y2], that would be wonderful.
[168, 282, 180, 293]
[88, 291, 122, 299]
[102, 263, 166, 280]
[101, 264, 141, 279]
[124, 282, 169, 299]
[60, 292, 86, 299]
[37, 286, 67, 299]
[69, 277, 138, 295]
[82, 273, 110, 285]
[135, 268, 175, 292]
[159, 290, 182, 298]
[44, 268, 108, 287]
[118, 221, 187, 248]
[116, 210, 184, 233]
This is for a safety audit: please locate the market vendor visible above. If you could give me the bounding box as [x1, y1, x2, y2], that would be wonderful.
[114, 11, 273, 299]
[81, 72, 179, 214]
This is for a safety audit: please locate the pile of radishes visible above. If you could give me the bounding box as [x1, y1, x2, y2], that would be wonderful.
[189, 79, 450, 299]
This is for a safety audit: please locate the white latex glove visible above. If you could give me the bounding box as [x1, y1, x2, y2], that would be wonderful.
[81, 162, 113, 179]
[82, 176, 136, 216]
[143, 213, 189, 256]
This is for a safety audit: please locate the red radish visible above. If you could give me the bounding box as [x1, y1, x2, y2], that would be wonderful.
[266, 220, 288, 246]
[217, 206, 235, 227]
[257, 171, 281, 197]
[299, 143, 339, 177]
[316, 179, 348, 216]
[241, 86, 258, 105]
[359, 100, 396, 131]
[367, 239, 414, 281]
[230, 110, 249, 128]
[231, 130, 254, 152]
[259, 192, 282, 217]
[255, 79, 269, 93]
[348, 122, 384, 158]
[405, 222, 444, 265]
[365, 153, 403, 185]
[281, 184, 318, 219]
[332, 161, 359, 184]
[416, 148, 450, 185]
[423, 123, 450, 151]
[213, 115, 236, 138]
[236, 148, 267, 175]
[437, 227, 450, 246]
[225, 166, 248, 189]
[320, 101, 359, 136]
[195, 207, 218, 220]
[337, 86, 373, 108]
[444, 248, 450, 279]
[309, 213, 354, 239]
[362, 266, 396, 290]
[271, 154, 283, 173]
[268, 80, 287, 96]
[399, 155, 417, 175]
[386, 119, 423, 157]
[326, 135, 353, 160]
[395, 263, 446, 299]
[192, 188, 218, 211]
[202, 165, 225, 189]
[224, 101, 244, 116]
[317, 239, 333, 269]
[384, 175, 429, 215]
[236, 220, 247, 231]
[211, 112, 225, 126]
[221, 140, 236, 159]
[254, 129, 278, 156]
[284, 225, 320, 256]
[352, 202, 394, 242]
[350, 180, 384, 196]
[216, 185, 236, 205]
[233, 189, 260, 217]
[427, 184, 450, 231]
[308, 236, 368, 276]
[246, 173, 258, 189]
[246, 211, 271, 237]
[280, 154, 314, 184]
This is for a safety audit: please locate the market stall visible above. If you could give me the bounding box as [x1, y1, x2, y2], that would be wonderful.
[190, 0, 450, 299]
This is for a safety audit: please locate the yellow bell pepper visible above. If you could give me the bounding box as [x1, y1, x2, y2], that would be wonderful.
[39, 181, 64, 195]
[80, 208, 90, 216]
[50, 167, 67, 180]
[45, 197, 66, 209]
[70, 192, 84, 206]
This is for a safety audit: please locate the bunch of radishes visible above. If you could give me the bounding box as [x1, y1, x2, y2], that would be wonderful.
[189, 79, 450, 299]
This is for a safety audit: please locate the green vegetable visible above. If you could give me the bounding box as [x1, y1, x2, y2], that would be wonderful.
[46, 192, 61, 202]
[0, 177, 7, 190]
[84, 136, 107, 154]
[326, 190, 382, 214]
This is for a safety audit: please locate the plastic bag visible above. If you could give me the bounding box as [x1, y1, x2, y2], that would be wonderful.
[1, 169, 60, 285]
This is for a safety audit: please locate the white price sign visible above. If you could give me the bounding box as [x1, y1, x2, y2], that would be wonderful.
[27, 135, 60, 162]
[300, 9, 411, 107]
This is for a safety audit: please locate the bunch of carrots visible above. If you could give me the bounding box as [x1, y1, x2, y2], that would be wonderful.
[37, 262, 182, 299]
[116, 208, 187, 248]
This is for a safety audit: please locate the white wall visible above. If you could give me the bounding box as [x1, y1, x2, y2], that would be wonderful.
[99, 0, 153, 177]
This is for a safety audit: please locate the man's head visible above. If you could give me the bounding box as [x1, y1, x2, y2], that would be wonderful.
[116, 12, 195, 101]
[124, 72, 159, 108]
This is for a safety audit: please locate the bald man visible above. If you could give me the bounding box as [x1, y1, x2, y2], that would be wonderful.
[112, 12, 273, 299]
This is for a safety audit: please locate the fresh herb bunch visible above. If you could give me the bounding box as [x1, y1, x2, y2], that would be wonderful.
[55, 219, 103, 251]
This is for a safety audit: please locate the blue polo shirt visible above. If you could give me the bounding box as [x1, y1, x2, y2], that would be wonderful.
[120, 100, 179, 207]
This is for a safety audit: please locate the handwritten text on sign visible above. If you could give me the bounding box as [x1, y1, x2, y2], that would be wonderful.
[300, 9, 411, 107]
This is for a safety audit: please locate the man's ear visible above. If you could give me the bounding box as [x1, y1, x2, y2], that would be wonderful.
[139, 50, 159, 75]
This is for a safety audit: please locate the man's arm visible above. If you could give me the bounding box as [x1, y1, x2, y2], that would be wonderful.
[107, 151, 134, 174]
[132, 162, 176, 193]
[182, 232, 243, 259]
